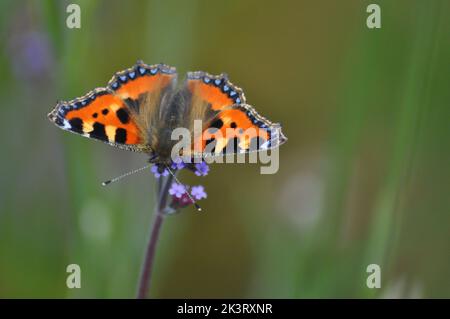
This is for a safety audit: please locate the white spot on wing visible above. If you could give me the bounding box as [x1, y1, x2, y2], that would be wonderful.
[62, 119, 71, 129]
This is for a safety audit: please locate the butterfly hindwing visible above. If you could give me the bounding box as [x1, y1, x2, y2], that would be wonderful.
[193, 103, 287, 157]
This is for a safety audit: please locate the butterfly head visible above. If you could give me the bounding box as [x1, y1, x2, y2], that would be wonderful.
[148, 153, 176, 167]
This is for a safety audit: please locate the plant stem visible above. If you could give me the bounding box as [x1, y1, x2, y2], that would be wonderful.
[136, 210, 164, 299]
[136, 174, 173, 299]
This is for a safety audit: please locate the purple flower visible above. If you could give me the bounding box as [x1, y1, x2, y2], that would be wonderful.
[168, 183, 186, 198]
[171, 158, 185, 170]
[151, 159, 210, 211]
[151, 165, 169, 178]
[191, 185, 207, 200]
[168, 183, 207, 211]
[194, 161, 210, 176]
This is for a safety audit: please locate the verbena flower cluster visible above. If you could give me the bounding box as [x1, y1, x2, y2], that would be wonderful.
[151, 159, 208, 210]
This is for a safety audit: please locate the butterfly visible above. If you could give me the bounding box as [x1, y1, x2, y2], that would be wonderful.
[48, 61, 287, 165]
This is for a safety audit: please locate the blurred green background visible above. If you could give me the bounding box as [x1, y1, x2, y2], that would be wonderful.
[0, 0, 449, 298]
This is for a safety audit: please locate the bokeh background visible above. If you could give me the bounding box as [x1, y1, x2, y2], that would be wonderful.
[0, 0, 449, 298]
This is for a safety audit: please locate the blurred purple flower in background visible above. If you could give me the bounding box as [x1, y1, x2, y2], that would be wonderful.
[7, 30, 53, 81]
[5, 5, 54, 82]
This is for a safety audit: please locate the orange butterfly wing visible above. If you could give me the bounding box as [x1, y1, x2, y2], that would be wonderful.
[186, 72, 245, 111]
[180, 72, 286, 157]
[197, 104, 287, 156]
[48, 62, 177, 153]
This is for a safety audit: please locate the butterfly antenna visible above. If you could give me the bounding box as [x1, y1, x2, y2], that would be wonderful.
[164, 164, 202, 212]
[102, 163, 152, 186]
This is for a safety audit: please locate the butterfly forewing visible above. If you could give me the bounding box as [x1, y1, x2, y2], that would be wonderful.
[108, 62, 177, 135]
[48, 62, 178, 153]
[178, 71, 246, 132]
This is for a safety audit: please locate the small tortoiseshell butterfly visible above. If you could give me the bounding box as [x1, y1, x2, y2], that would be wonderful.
[48, 61, 287, 165]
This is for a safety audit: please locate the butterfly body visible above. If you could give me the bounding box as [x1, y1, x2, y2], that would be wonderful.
[48, 61, 287, 164]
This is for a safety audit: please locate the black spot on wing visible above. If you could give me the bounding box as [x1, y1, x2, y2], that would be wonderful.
[116, 108, 130, 124]
[69, 118, 83, 133]
[210, 118, 223, 129]
[115, 128, 127, 143]
[102, 108, 109, 115]
[203, 138, 217, 154]
[90, 122, 108, 141]
[205, 137, 216, 146]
